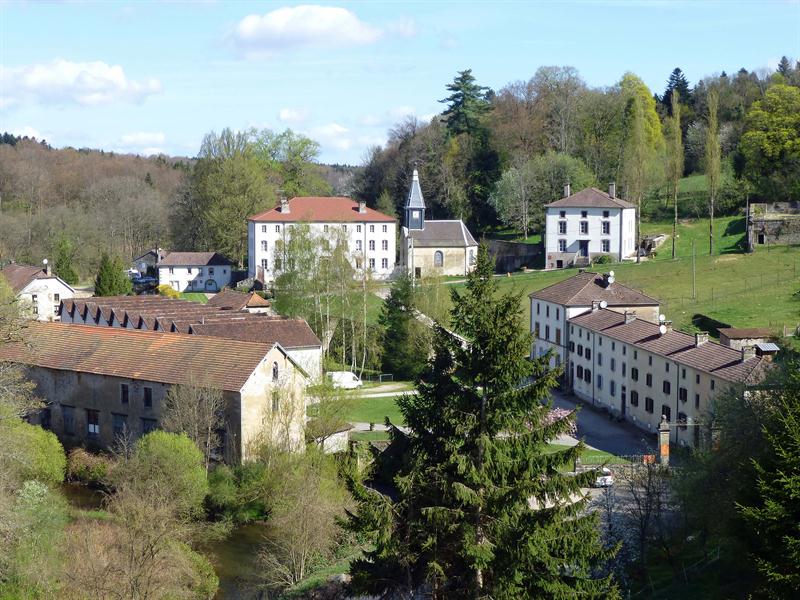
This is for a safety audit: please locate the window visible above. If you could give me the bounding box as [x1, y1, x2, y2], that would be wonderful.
[555, 328, 561, 344]
[324, 224, 329, 232]
[169, 267, 174, 274]
[710, 379, 715, 390]
[559, 210, 566, 218]
[558, 239, 567, 252]
[381, 258, 388, 269]
[645, 397, 654, 413]
[40, 408, 51, 430]
[603, 210, 610, 218]
[696, 374, 700, 384]
[559, 221, 567, 235]
[382, 225, 388, 233]
[581, 210, 588, 218]
[634, 350, 638, 359]
[545, 325, 550, 340]
[577, 345, 583, 357]
[113, 413, 127, 437]
[209, 267, 215, 276]
[261, 240, 267, 251]
[598, 353, 603, 366]
[597, 374, 603, 390]
[580, 221, 588, 234]
[31, 294, 38, 304]
[143, 387, 153, 408]
[342, 224, 347, 231]
[677, 412, 688, 430]
[610, 380, 616, 396]
[584, 369, 592, 384]
[662, 405, 672, 422]
[648, 356, 653, 366]
[356, 240, 362, 251]
[382, 240, 388, 251]
[272, 393, 280, 413]
[120, 383, 129, 404]
[577, 365, 584, 378]
[369, 258, 375, 269]
[546, 306, 550, 317]
[646, 373, 653, 387]
[569, 341, 575, 351]
[434, 251, 444, 267]
[556, 308, 560, 320]
[598, 337, 602, 346]
[87, 409, 100, 437]
[662, 381, 671, 395]
[261, 225, 267, 233]
[54, 293, 60, 303]
[357, 225, 362, 232]
[612, 342, 615, 351]
[370, 225, 375, 233]
[261, 258, 268, 270]
[623, 346, 627, 356]
[622, 362, 627, 376]
[631, 367, 639, 381]
[275, 225, 280, 232]
[630, 390, 639, 406]
[272, 362, 279, 382]
[585, 348, 591, 360]
[602, 221, 610, 235]
[611, 358, 616, 372]
[141, 418, 158, 434]
[695, 394, 700, 409]
[682, 368, 686, 379]
[602, 239, 610, 253]
[536, 303, 540, 315]
[679, 387, 688, 402]
[62, 405, 75, 434]
[369, 240, 375, 251]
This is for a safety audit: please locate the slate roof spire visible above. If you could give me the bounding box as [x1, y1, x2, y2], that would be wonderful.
[405, 169, 426, 210]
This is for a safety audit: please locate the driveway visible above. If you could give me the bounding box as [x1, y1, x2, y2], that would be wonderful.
[548, 389, 657, 457]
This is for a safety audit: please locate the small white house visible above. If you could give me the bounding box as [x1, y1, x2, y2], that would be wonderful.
[247, 197, 397, 282]
[0, 261, 75, 321]
[157, 252, 234, 293]
[544, 184, 637, 270]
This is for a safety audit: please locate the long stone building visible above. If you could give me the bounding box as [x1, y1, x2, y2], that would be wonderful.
[0, 323, 308, 461]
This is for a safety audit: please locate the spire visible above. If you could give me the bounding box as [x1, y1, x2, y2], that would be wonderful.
[405, 169, 426, 210]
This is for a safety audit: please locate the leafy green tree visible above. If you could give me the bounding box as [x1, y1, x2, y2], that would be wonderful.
[738, 366, 800, 597]
[251, 128, 331, 197]
[52, 237, 78, 285]
[375, 189, 396, 219]
[440, 69, 493, 136]
[93, 252, 132, 297]
[705, 89, 721, 254]
[665, 91, 684, 259]
[8, 421, 67, 485]
[740, 84, 800, 201]
[347, 245, 617, 599]
[378, 273, 430, 380]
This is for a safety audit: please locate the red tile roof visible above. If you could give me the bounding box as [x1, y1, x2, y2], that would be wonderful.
[545, 187, 637, 209]
[569, 309, 771, 384]
[717, 327, 775, 340]
[0, 323, 275, 392]
[190, 318, 321, 349]
[249, 197, 395, 223]
[207, 289, 271, 310]
[1, 264, 73, 294]
[530, 271, 659, 307]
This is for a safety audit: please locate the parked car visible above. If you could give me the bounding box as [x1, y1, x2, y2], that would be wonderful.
[592, 467, 614, 488]
[327, 371, 363, 390]
[132, 276, 157, 286]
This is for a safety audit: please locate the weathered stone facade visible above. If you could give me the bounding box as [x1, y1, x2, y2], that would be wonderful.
[747, 202, 800, 251]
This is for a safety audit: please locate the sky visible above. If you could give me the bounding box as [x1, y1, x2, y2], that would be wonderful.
[1, 1, 799, 164]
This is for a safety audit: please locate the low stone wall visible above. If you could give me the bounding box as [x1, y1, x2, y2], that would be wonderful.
[487, 239, 542, 273]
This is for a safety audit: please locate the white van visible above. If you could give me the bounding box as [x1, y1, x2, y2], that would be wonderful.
[327, 371, 363, 390]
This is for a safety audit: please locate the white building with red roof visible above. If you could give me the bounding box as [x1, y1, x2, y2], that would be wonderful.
[247, 196, 397, 281]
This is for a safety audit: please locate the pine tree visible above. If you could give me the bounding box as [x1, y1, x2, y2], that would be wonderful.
[662, 68, 692, 111]
[739, 366, 800, 597]
[378, 274, 428, 380]
[777, 55, 792, 77]
[94, 252, 132, 297]
[347, 244, 617, 599]
[440, 69, 492, 136]
[53, 237, 78, 285]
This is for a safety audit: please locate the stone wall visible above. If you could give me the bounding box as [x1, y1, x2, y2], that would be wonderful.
[487, 240, 542, 273]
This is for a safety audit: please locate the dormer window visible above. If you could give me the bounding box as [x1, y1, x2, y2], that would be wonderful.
[603, 210, 610, 218]
[581, 211, 588, 218]
[559, 210, 566, 218]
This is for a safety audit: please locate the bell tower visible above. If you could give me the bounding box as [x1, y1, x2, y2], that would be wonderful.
[404, 169, 425, 230]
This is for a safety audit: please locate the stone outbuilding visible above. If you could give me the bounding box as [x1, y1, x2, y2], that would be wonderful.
[717, 327, 775, 350]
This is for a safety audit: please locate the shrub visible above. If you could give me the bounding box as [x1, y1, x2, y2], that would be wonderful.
[592, 254, 614, 265]
[67, 448, 112, 485]
[157, 284, 181, 299]
[11, 422, 67, 485]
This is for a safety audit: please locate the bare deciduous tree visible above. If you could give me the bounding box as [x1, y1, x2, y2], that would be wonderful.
[161, 380, 224, 473]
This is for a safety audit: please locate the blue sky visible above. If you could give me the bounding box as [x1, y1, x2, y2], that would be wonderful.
[1, 1, 798, 164]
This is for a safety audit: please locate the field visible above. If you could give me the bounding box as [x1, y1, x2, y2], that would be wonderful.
[346, 394, 406, 425]
[435, 216, 800, 338]
[179, 292, 209, 303]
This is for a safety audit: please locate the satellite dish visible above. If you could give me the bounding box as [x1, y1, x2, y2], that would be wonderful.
[42, 258, 48, 265]
[659, 314, 666, 322]
[659, 324, 667, 335]
[607, 276, 615, 285]
[599, 300, 608, 309]
[608, 270, 615, 277]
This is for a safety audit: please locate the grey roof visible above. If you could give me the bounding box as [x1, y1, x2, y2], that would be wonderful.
[159, 252, 234, 267]
[405, 220, 478, 248]
[756, 343, 780, 353]
[529, 271, 659, 307]
[545, 187, 636, 209]
[405, 169, 426, 210]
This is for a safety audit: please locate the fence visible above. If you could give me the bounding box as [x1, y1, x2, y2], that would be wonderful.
[363, 373, 394, 383]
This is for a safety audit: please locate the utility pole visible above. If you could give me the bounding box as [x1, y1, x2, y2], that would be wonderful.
[692, 240, 697, 300]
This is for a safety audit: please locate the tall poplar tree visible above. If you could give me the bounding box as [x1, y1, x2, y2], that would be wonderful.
[666, 92, 684, 260]
[705, 89, 721, 255]
[346, 245, 617, 599]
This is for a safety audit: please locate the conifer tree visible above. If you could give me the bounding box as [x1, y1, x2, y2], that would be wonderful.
[440, 69, 492, 136]
[378, 274, 428, 380]
[94, 252, 132, 297]
[347, 244, 617, 599]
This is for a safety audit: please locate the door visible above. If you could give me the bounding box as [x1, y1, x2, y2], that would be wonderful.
[579, 240, 589, 257]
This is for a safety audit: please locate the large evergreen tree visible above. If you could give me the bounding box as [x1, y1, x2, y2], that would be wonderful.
[347, 245, 617, 599]
[440, 69, 493, 136]
[661, 68, 692, 111]
[378, 274, 429, 380]
[94, 252, 132, 297]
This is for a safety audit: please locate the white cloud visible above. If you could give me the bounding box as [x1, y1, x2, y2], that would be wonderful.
[140, 147, 165, 156]
[10, 125, 43, 140]
[311, 122, 351, 151]
[278, 107, 309, 124]
[359, 105, 423, 127]
[0, 59, 162, 109]
[233, 5, 382, 55]
[120, 131, 165, 146]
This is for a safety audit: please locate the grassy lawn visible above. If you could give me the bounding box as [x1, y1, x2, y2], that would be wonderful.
[346, 394, 406, 425]
[179, 292, 208, 303]
[350, 430, 392, 442]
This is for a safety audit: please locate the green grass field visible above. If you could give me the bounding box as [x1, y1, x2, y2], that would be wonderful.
[346, 395, 406, 425]
[179, 292, 209, 303]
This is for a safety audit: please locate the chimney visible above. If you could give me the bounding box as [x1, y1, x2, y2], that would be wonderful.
[694, 332, 709, 347]
[280, 196, 290, 214]
[564, 183, 571, 198]
[591, 300, 600, 311]
[624, 311, 636, 325]
[741, 346, 757, 363]
[358, 200, 367, 214]
[43, 258, 51, 276]
[609, 182, 616, 199]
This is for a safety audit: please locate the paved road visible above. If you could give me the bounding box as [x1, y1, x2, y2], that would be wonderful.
[548, 390, 657, 456]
